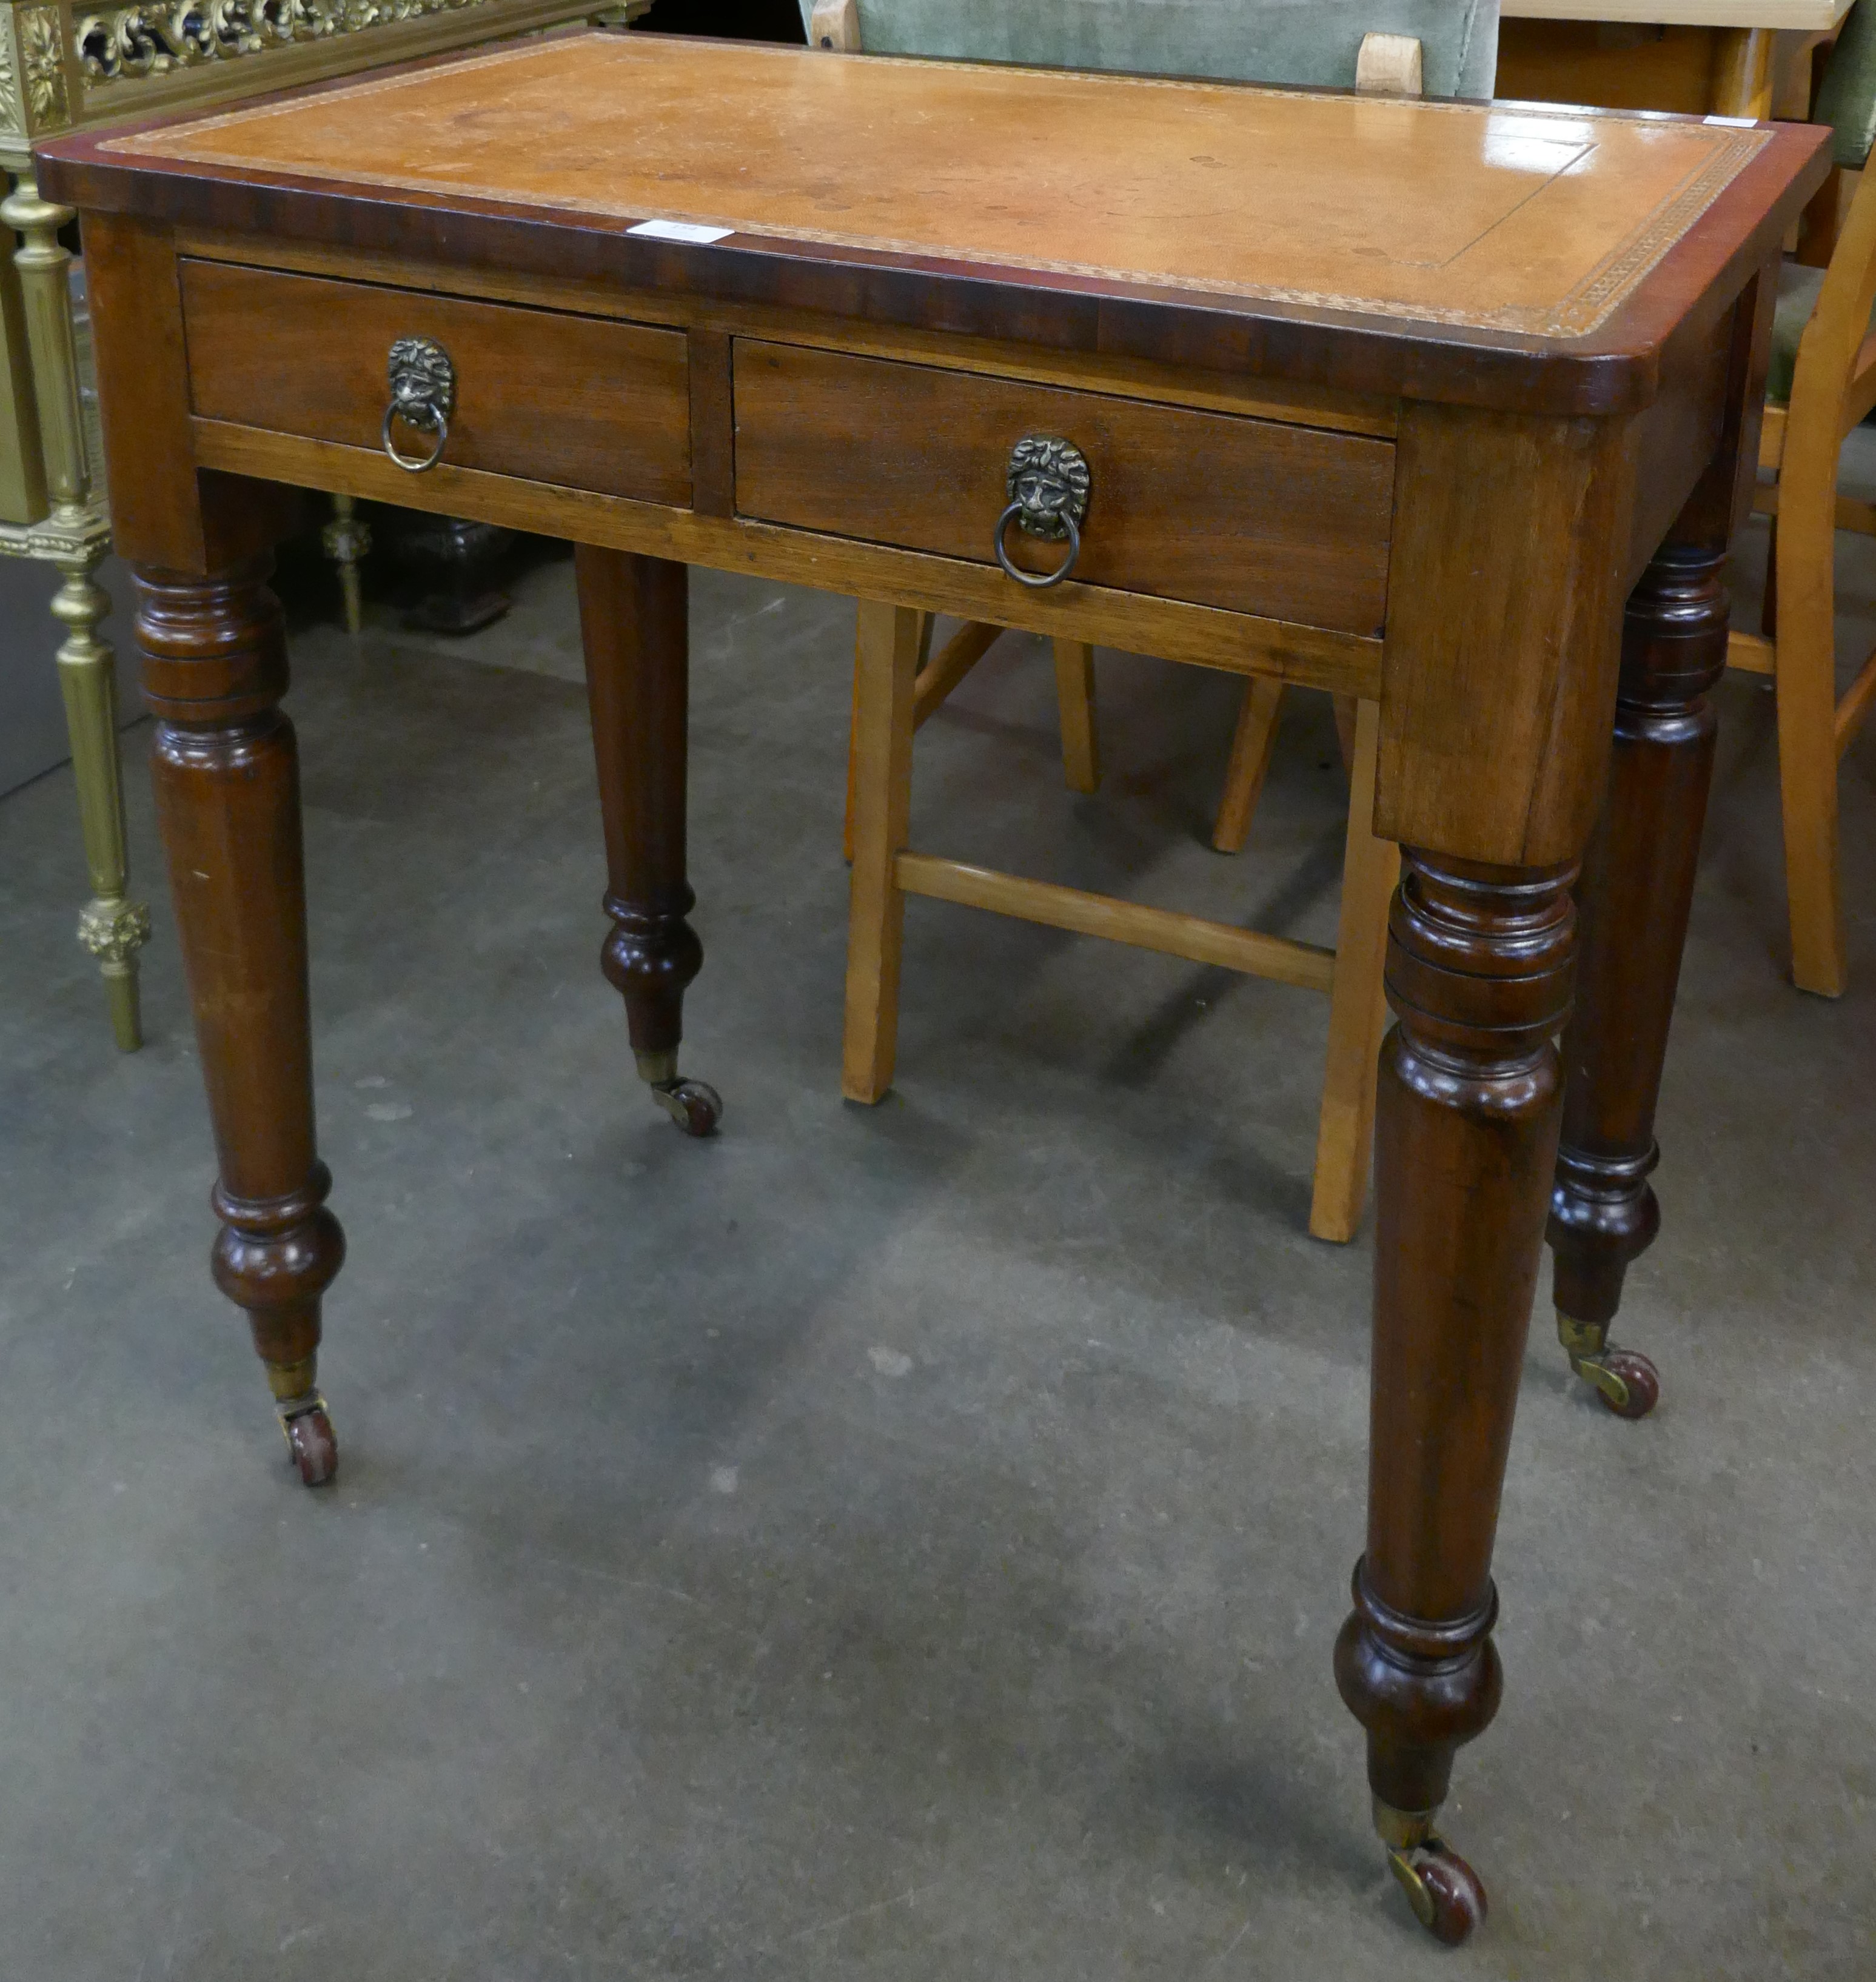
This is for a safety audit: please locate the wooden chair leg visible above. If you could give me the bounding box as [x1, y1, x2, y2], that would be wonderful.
[1310, 698, 1398, 1243]
[1332, 692, 1360, 775]
[1772, 483, 1848, 995]
[1051, 637, 1100, 792]
[1211, 677, 1285, 854]
[915, 619, 997, 726]
[842, 601, 923, 1101]
[1761, 512, 1778, 639]
[845, 606, 931, 863]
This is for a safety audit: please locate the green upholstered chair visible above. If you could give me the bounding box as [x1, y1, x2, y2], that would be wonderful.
[1733, 0, 1876, 996]
[816, 0, 1501, 1245]
[800, 0, 1498, 95]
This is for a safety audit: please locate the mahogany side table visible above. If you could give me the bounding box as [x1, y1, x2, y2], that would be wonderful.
[36, 32, 1826, 1944]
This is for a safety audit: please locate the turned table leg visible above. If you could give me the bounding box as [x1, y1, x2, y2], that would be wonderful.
[136, 557, 344, 1485]
[575, 545, 719, 1136]
[1546, 540, 1729, 1421]
[1336, 850, 1577, 1946]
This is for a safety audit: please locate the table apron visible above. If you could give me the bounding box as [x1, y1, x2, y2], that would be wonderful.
[188, 415, 1384, 700]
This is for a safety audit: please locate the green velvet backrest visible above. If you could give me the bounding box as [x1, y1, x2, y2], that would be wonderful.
[794, 0, 1500, 100]
[1816, 1, 1876, 170]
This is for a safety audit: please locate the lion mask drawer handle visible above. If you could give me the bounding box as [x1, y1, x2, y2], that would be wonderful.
[382, 335, 455, 473]
[993, 435, 1090, 589]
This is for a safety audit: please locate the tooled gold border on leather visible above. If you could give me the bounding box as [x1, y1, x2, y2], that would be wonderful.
[103, 33, 1775, 342]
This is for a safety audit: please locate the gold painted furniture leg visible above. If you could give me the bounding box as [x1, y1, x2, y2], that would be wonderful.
[55, 549, 148, 1048]
[4, 168, 149, 1048]
[0, 185, 45, 525]
[321, 492, 371, 636]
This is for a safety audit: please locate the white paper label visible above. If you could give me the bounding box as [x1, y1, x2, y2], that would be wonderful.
[627, 219, 734, 244]
[1703, 114, 1758, 128]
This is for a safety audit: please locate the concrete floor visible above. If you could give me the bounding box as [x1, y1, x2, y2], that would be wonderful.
[1, 509, 1872, 1981]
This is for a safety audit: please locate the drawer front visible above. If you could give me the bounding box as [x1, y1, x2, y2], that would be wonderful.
[733, 341, 1393, 634]
[181, 261, 691, 506]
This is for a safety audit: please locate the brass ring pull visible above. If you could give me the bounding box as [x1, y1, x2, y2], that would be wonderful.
[994, 502, 1081, 588]
[381, 334, 456, 475]
[994, 434, 1090, 591]
[381, 402, 449, 474]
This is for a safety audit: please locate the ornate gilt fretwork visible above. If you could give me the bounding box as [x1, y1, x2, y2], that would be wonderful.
[75, 0, 504, 86]
[19, 4, 67, 122]
[0, 19, 17, 143]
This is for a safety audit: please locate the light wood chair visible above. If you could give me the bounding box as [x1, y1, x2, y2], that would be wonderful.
[1728, 1, 1876, 996]
[809, 0, 1500, 1240]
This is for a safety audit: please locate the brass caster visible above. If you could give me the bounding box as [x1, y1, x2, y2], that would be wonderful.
[636, 1049, 721, 1137]
[276, 1394, 338, 1488]
[1375, 1799, 1486, 1946]
[1387, 1840, 1488, 1946]
[651, 1077, 722, 1137]
[1559, 1313, 1660, 1420]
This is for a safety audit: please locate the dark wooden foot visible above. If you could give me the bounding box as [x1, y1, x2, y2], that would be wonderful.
[574, 545, 717, 1136]
[1547, 539, 1729, 1419]
[1335, 850, 1576, 1944]
[138, 558, 346, 1481]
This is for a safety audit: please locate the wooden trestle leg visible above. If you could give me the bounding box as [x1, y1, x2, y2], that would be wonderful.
[136, 557, 343, 1485]
[575, 546, 720, 1136]
[1546, 540, 1730, 1421]
[1335, 849, 1578, 1946]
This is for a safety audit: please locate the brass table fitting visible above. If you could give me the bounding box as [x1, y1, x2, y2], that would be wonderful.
[1558, 1310, 1635, 1410]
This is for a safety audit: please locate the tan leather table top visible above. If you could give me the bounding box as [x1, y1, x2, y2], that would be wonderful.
[111, 31, 1772, 341]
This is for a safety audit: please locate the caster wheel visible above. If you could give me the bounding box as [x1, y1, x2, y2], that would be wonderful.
[1416, 1847, 1487, 1946]
[1389, 1841, 1487, 1947]
[1592, 1348, 1660, 1421]
[654, 1078, 722, 1137]
[283, 1404, 338, 1487]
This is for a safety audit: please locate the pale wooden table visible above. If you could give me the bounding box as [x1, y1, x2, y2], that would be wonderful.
[1507, 1, 1849, 24]
[1501, 0, 1852, 116]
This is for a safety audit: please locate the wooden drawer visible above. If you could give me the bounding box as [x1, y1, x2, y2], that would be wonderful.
[732, 341, 1393, 634]
[180, 261, 691, 506]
